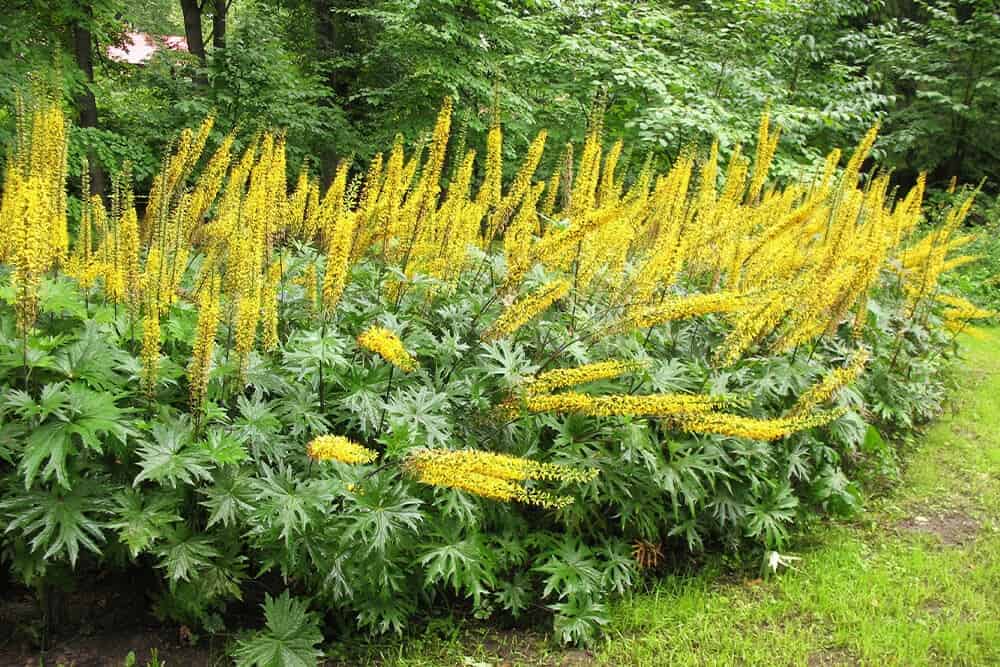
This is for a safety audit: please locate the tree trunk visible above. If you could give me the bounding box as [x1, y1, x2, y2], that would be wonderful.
[212, 0, 227, 50]
[72, 15, 105, 196]
[312, 0, 344, 183]
[180, 0, 208, 84]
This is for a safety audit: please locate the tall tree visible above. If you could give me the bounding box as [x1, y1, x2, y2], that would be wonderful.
[71, 2, 105, 195]
[869, 0, 1000, 186]
[179, 0, 208, 86]
[211, 0, 228, 49]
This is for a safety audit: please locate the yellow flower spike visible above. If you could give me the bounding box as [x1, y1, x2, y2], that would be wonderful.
[403, 448, 594, 508]
[747, 108, 781, 204]
[233, 293, 260, 378]
[597, 139, 624, 206]
[188, 274, 221, 412]
[935, 294, 995, 321]
[670, 409, 846, 442]
[476, 107, 503, 210]
[525, 391, 735, 418]
[0, 97, 70, 332]
[788, 351, 869, 418]
[407, 96, 453, 223]
[485, 129, 547, 242]
[140, 310, 161, 396]
[306, 435, 378, 464]
[260, 259, 282, 352]
[183, 132, 234, 238]
[542, 164, 562, 218]
[522, 360, 646, 397]
[357, 326, 418, 372]
[613, 291, 749, 334]
[503, 181, 546, 290]
[481, 278, 571, 342]
[841, 123, 879, 191]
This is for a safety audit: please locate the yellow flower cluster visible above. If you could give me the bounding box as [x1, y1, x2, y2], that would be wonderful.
[404, 448, 596, 509]
[260, 259, 282, 352]
[525, 391, 736, 417]
[306, 435, 378, 464]
[2, 95, 986, 454]
[936, 293, 995, 322]
[670, 409, 846, 441]
[188, 274, 221, 412]
[522, 360, 645, 396]
[321, 209, 356, 313]
[788, 350, 869, 417]
[935, 293, 996, 339]
[486, 129, 547, 243]
[476, 102, 503, 210]
[481, 279, 571, 342]
[613, 291, 749, 333]
[140, 310, 160, 396]
[747, 109, 781, 203]
[0, 97, 69, 332]
[357, 326, 418, 372]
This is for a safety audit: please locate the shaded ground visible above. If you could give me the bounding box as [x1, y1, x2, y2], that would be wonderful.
[0, 584, 219, 666]
[2, 331, 998, 666]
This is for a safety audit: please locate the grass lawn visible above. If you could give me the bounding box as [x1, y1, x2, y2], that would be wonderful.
[352, 330, 1000, 667]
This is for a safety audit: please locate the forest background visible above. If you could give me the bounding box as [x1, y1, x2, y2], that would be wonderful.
[3, 0, 999, 197]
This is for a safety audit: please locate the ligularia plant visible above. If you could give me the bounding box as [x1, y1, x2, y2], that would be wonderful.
[0, 92, 992, 652]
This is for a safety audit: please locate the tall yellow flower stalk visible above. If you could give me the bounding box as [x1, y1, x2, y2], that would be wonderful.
[524, 391, 735, 418]
[788, 350, 869, 417]
[143, 117, 213, 244]
[0, 97, 69, 333]
[404, 448, 597, 509]
[502, 182, 546, 290]
[613, 291, 749, 334]
[183, 132, 234, 240]
[596, 139, 623, 206]
[321, 211, 357, 313]
[670, 409, 845, 441]
[100, 168, 141, 308]
[188, 273, 221, 412]
[521, 360, 645, 396]
[476, 105, 503, 210]
[233, 291, 260, 377]
[482, 279, 571, 342]
[935, 294, 996, 339]
[747, 109, 781, 203]
[485, 129, 547, 243]
[349, 152, 385, 261]
[67, 164, 95, 287]
[416, 96, 453, 217]
[260, 259, 282, 352]
[140, 309, 161, 396]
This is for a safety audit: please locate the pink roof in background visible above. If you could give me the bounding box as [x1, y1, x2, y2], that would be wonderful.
[107, 32, 188, 65]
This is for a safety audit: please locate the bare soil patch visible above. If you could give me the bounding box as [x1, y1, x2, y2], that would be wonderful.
[807, 647, 860, 666]
[0, 581, 217, 667]
[897, 510, 980, 546]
